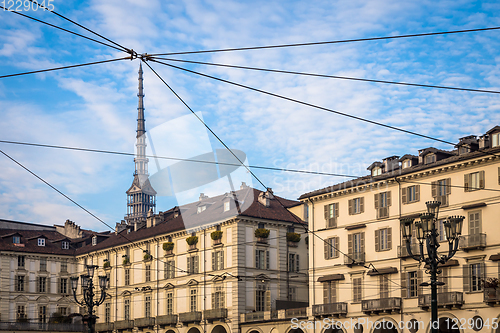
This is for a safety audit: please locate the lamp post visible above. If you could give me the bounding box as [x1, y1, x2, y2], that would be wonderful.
[400, 201, 464, 333]
[70, 265, 109, 333]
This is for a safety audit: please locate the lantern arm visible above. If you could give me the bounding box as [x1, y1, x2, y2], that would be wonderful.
[442, 238, 460, 262]
[83, 289, 92, 306]
[404, 238, 422, 261]
[71, 289, 86, 307]
[425, 237, 436, 261]
[96, 289, 107, 306]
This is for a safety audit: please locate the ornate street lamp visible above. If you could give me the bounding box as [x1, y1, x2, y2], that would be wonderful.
[400, 201, 464, 333]
[71, 265, 108, 333]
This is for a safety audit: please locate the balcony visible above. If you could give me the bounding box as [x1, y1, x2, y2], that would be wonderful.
[244, 311, 265, 322]
[484, 288, 500, 305]
[114, 320, 134, 330]
[312, 302, 348, 317]
[178, 311, 202, 323]
[284, 307, 307, 318]
[0, 323, 86, 332]
[459, 234, 486, 251]
[418, 292, 463, 309]
[156, 315, 178, 326]
[344, 252, 365, 266]
[95, 323, 114, 332]
[204, 308, 228, 321]
[134, 317, 155, 328]
[362, 297, 401, 315]
[397, 243, 421, 258]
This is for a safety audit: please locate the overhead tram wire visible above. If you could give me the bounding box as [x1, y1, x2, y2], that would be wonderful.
[148, 26, 500, 56]
[25, 0, 132, 55]
[151, 57, 500, 95]
[0, 57, 132, 79]
[142, 59, 404, 290]
[0, 6, 126, 53]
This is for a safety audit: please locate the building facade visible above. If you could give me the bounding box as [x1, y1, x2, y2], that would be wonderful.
[299, 126, 500, 333]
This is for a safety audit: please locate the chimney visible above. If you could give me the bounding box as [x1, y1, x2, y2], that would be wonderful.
[240, 182, 248, 190]
[258, 188, 273, 207]
[199, 193, 209, 201]
[115, 220, 127, 234]
[382, 156, 399, 173]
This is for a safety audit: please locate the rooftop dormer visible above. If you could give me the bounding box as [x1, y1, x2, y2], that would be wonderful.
[399, 154, 418, 169]
[418, 148, 455, 165]
[455, 135, 479, 155]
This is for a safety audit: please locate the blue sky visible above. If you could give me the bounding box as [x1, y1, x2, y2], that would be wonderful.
[1, 0, 500, 231]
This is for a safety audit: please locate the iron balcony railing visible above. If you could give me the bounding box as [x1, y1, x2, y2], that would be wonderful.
[284, 307, 307, 318]
[0, 322, 86, 332]
[134, 317, 155, 328]
[362, 297, 401, 314]
[397, 243, 421, 258]
[178, 311, 202, 323]
[203, 308, 228, 321]
[244, 311, 265, 322]
[95, 323, 114, 332]
[156, 315, 178, 326]
[459, 234, 486, 251]
[312, 302, 348, 317]
[418, 292, 463, 308]
[344, 252, 365, 266]
[114, 320, 134, 330]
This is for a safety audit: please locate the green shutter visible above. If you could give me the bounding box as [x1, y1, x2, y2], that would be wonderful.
[360, 197, 364, 213]
[431, 181, 437, 198]
[387, 228, 392, 250]
[324, 205, 329, 220]
[464, 174, 470, 192]
[324, 239, 329, 259]
[348, 200, 353, 215]
[348, 234, 353, 255]
[334, 237, 340, 258]
[212, 252, 215, 271]
[375, 230, 380, 252]
[402, 187, 407, 204]
[415, 185, 420, 201]
[387, 191, 391, 206]
[479, 170, 485, 189]
[446, 178, 451, 194]
[374, 193, 379, 209]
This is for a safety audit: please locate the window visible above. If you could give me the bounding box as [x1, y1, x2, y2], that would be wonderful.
[372, 167, 382, 176]
[255, 284, 269, 311]
[437, 219, 447, 242]
[18, 256, 25, 268]
[187, 256, 199, 274]
[402, 270, 422, 298]
[62, 241, 69, 250]
[348, 232, 365, 262]
[375, 192, 391, 218]
[402, 159, 412, 168]
[469, 211, 482, 244]
[348, 197, 364, 215]
[165, 260, 175, 279]
[38, 306, 47, 323]
[464, 263, 485, 292]
[375, 228, 392, 251]
[288, 253, 300, 273]
[288, 287, 297, 301]
[465, 171, 485, 191]
[197, 205, 206, 214]
[402, 185, 420, 204]
[460, 146, 470, 154]
[492, 132, 500, 147]
[352, 277, 362, 302]
[145, 265, 151, 282]
[145, 296, 151, 317]
[323, 281, 337, 304]
[17, 305, 26, 321]
[224, 201, 230, 212]
[380, 276, 389, 298]
[255, 249, 270, 270]
[38, 276, 47, 293]
[212, 250, 224, 271]
[212, 284, 225, 309]
[124, 268, 130, 286]
[92, 236, 97, 246]
[61, 261, 67, 272]
[324, 237, 339, 259]
[38, 238, 45, 246]
[60, 278, 68, 294]
[166, 292, 174, 314]
[105, 303, 111, 323]
[425, 154, 436, 164]
[58, 307, 67, 316]
[13, 236, 20, 244]
[190, 288, 197, 312]
[124, 299, 130, 320]
[16, 275, 25, 292]
[40, 258, 47, 271]
[432, 178, 450, 206]
[324, 203, 339, 228]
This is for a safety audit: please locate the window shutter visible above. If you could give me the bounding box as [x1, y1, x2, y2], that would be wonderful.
[415, 185, 420, 201]
[187, 257, 191, 273]
[417, 270, 423, 296]
[334, 237, 340, 258]
[446, 178, 451, 194]
[441, 268, 448, 293]
[481, 262, 486, 290]
[335, 203, 339, 218]
[265, 290, 271, 311]
[387, 191, 391, 206]
[212, 291, 216, 309]
[324, 205, 329, 219]
[463, 265, 470, 292]
[431, 181, 437, 198]
[402, 187, 407, 204]
[296, 254, 300, 272]
[360, 197, 364, 213]
[348, 234, 353, 255]
[15, 276, 19, 292]
[387, 228, 392, 250]
[375, 230, 380, 252]
[324, 239, 329, 259]
[374, 193, 379, 209]
[221, 251, 224, 270]
[323, 283, 329, 304]
[266, 251, 270, 270]
[57, 278, 61, 294]
[479, 170, 485, 189]
[212, 252, 215, 271]
[332, 281, 337, 303]
[348, 200, 353, 215]
[464, 174, 470, 192]
[195, 256, 199, 273]
[360, 232, 365, 254]
[401, 272, 407, 298]
[255, 250, 259, 269]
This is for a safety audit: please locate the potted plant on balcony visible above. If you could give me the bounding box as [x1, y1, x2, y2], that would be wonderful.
[186, 236, 198, 250]
[286, 232, 301, 247]
[255, 228, 270, 243]
[163, 242, 174, 255]
[143, 253, 152, 261]
[484, 277, 499, 301]
[211, 230, 223, 245]
[122, 256, 130, 265]
[103, 261, 111, 269]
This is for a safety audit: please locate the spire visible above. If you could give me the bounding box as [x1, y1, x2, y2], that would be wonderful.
[137, 62, 145, 139]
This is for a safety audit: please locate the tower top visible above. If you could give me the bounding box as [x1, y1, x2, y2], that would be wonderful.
[137, 62, 145, 139]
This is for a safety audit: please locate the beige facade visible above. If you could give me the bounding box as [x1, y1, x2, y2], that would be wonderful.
[299, 127, 500, 333]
